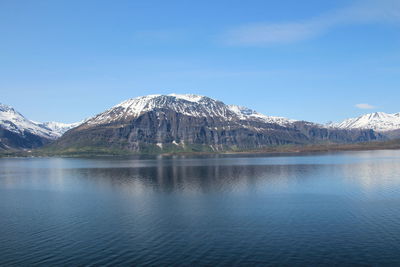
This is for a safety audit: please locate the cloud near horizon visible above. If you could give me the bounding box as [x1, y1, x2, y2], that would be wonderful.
[222, 0, 400, 45]
[355, 103, 376, 109]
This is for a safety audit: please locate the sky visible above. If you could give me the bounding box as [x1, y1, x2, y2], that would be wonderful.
[0, 0, 399, 123]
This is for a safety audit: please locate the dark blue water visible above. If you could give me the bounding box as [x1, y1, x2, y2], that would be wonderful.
[1, 150, 400, 265]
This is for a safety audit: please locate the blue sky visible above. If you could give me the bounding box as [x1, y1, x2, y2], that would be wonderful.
[1, 0, 399, 123]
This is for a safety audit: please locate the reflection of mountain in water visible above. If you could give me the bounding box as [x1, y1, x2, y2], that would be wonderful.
[70, 163, 323, 194]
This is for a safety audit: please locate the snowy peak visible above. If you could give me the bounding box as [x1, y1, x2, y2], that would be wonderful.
[0, 103, 82, 139]
[85, 94, 296, 126]
[330, 112, 400, 131]
[364, 112, 391, 120]
[0, 103, 55, 139]
[0, 103, 17, 113]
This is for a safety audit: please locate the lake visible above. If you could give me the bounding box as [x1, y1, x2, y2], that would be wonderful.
[1, 150, 400, 265]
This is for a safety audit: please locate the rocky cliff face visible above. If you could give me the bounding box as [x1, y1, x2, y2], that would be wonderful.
[0, 127, 51, 150]
[52, 94, 382, 153]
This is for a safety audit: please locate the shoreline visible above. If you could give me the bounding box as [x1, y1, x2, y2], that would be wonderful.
[1, 140, 400, 158]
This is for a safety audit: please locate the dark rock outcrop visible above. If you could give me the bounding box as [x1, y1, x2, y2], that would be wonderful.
[0, 127, 51, 150]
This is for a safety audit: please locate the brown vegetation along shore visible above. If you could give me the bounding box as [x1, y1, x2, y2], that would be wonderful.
[238, 139, 400, 154]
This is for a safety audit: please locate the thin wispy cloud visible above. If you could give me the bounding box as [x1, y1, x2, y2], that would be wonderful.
[355, 103, 376, 109]
[222, 0, 400, 45]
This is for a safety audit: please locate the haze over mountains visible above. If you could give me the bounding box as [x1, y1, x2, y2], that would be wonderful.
[1, 94, 399, 153]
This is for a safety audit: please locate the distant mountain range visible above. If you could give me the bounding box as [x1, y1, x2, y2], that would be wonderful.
[2, 94, 398, 153]
[0, 104, 79, 150]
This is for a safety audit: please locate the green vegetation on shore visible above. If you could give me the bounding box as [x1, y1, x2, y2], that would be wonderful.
[1, 139, 400, 158]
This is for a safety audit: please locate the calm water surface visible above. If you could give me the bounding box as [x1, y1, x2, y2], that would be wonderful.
[1, 150, 400, 265]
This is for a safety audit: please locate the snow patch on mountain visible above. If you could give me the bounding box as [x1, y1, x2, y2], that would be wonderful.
[168, 93, 204, 103]
[329, 112, 400, 131]
[227, 105, 295, 125]
[39, 121, 83, 137]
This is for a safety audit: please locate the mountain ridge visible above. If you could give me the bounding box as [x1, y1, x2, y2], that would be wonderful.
[329, 111, 400, 132]
[2, 95, 396, 153]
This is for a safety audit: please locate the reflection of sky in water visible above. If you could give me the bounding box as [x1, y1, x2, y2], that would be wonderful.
[3, 150, 400, 169]
[1, 150, 400, 197]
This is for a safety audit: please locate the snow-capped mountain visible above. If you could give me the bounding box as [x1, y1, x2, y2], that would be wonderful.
[0, 103, 58, 140]
[0, 103, 81, 150]
[54, 94, 381, 153]
[329, 112, 400, 132]
[86, 94, 295, 127]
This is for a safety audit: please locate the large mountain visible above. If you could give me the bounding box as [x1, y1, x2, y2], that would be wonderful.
[0, 104, 80, 150]
[51, 94, 382, 153]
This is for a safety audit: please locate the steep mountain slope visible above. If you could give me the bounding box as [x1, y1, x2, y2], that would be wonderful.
[51, 94, 382, 153]
[329, 112, 400, 132]
[0, 104, 80, 150]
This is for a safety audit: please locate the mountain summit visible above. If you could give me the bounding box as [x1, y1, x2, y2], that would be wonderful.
[329, 112, 400, 132]
[84, 94, 295, 127]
